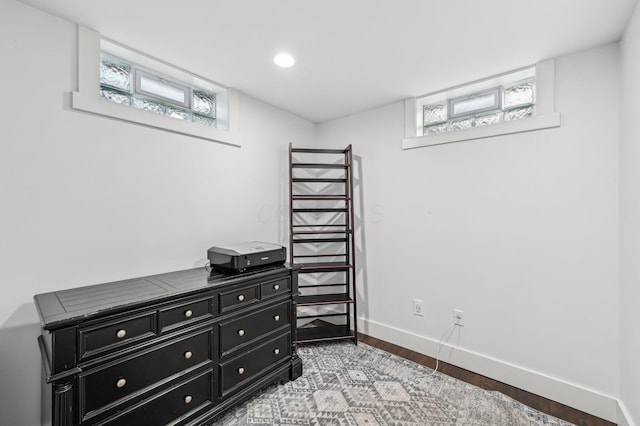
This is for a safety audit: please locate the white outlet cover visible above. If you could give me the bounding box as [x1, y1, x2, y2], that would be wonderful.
[413, 299, 424, 316]
[454, 309, 464, 325]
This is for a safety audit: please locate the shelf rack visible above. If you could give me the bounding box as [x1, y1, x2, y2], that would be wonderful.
[288, 143, 358, 344]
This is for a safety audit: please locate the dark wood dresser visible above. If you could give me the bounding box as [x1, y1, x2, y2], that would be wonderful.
[34, 265, 302, 426]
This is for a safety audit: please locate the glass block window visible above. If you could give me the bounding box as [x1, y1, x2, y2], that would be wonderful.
[99, 53, 216, 128]
[423, 103, 447, 126]
[418, 68, 536, 137]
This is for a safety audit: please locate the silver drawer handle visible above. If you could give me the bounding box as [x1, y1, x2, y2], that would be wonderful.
[238, 329, 245, 337]
[184, 351, 192, 359]
[116, 378, 127, 388]
[274, 315, 280, 322]
[238, 367, 245, 375]
[184, 309, 193, 318]
[274, 348, 280, 355]
[184, 395, 193, 404]
[237, 294, 245, 302]
[116, 329, 126, 339]
[273, 284, 280, 290]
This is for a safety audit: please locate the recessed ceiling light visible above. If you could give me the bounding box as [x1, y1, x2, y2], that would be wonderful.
[273, 53, 295, 68]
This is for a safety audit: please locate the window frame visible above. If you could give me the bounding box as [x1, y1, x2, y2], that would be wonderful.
[72, 26, 240, 147]
[402, 60, 559, 150]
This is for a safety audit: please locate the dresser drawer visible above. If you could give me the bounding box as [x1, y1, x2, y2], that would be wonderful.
[219, 284, 259, 313]
[159, 297, 213, 333]
[219, 333, 290, 398]
[106, 369, 213, 426]
[260, 276, 290, 298]
[219, 300, 290, 356]
[80, 329, 212, 421]
[79, 312, 157, 360]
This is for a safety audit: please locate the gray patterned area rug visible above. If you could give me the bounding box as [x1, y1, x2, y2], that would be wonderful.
[216, 341, 575, 425]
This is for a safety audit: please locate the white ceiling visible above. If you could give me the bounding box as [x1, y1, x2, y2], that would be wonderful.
[18, 0, 638, 123]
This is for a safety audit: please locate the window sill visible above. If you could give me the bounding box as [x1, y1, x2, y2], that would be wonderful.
[72, 91, 240, 147]
[401, 112, 561, 150]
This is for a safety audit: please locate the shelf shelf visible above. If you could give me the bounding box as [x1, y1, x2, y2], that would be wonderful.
[292, 230, 351, 235]
[293, 238, 348, 244]
[298, 293, 354, 306]
[292, 224, 347, 228]
[292, 208, 348, 213]
[298, 283, 347, 289]
[292, 178, 347, 183]
[293, 254, 346, 258]
[291, 148, 348, 154]
[292, 195, 350, 201]
[297, 312, 347, 320]
[297, 324, 355, 344]
[296, 262, 352, 273]
[291, 163, 349, 169]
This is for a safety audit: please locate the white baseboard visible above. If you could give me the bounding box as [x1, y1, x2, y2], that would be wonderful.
[357, 317, 621, 424]
[617, 400, 636, 426]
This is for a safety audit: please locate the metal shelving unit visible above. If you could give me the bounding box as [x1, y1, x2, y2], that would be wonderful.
[289, 144, 357, 344]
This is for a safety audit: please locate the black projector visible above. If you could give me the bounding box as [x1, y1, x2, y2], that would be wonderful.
[207, 241, 286, 274]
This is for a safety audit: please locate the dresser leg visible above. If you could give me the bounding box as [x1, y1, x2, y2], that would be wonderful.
[290, 355, 303, 380]
[53, 382, 73, 426]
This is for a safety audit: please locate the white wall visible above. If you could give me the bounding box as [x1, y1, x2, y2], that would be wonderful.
[0, 1, 315, 425]
[318, 44, 621, 420]
[619, 0, 640, 424]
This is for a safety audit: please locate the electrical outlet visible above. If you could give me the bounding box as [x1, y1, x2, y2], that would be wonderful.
[413, 299, 424, 316]
[454, 309, 464, 326]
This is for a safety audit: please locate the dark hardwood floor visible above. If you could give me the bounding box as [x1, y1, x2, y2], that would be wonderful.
[358, 333, 616, 426]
